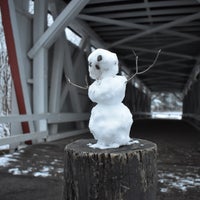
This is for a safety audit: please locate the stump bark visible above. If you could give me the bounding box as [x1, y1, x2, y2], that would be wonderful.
[62, 139, 157, 200]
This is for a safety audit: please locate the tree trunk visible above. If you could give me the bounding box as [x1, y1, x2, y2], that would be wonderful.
[62, 138, 157, 200]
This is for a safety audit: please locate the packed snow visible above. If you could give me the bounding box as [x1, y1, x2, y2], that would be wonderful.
[87, 49, 133, 149]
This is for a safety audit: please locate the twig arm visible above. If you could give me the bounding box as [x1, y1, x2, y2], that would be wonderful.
[65, 75, 89, 90]
[126, 49, 161, 82]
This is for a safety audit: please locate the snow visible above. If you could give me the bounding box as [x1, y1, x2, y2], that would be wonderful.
[87, 49, 133, 149]
[0, 149, 64, 177]
[88, 48, 119, 80]
[0, 144, 9, 150]
[0, 155, 17, 167]
[152, 112, 182, 120]
[159, 170, 200, 192]
[8, 168, 22, 175]
[33, 166, 52, 177]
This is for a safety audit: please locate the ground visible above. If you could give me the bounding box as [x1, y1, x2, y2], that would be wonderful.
[0, 119, 200, 200]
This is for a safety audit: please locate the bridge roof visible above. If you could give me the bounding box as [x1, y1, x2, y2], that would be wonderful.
[78, 0, 200, 93]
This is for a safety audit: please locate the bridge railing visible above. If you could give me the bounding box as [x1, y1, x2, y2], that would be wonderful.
[0, 113, 90, 147]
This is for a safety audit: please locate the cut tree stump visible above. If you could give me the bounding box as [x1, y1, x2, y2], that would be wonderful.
[62, 138, 157, 200]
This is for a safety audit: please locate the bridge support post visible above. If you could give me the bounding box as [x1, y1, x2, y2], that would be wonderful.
[62, 139, 157, 200]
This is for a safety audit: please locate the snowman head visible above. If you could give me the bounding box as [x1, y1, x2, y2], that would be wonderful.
[88, 48, 119, 80]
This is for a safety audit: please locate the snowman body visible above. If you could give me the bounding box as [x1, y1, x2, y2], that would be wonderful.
[87, 49, 133, 149]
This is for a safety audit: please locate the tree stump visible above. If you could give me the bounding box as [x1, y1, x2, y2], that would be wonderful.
[62, 139, 157, 200]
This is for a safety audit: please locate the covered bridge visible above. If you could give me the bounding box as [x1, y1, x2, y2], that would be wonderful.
[0, 0, 200, 148]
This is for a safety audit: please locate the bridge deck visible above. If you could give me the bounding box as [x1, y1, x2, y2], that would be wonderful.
[0, 119, 200, 200]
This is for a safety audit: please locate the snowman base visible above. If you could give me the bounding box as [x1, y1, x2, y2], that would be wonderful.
[87, 138, 139, 149]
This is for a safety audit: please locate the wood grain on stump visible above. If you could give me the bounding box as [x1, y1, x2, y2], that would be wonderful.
[62, 139, 157, 200]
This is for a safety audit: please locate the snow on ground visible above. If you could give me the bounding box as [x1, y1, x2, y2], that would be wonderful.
[158, 170, 200, 192]
[0, 148, 64, 178]
[0, 154, 17, 167]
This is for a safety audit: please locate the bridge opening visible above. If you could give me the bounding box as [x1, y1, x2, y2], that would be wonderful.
[151, 92, 182, 120]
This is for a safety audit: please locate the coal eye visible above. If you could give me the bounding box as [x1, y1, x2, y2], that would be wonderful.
[89, 62, 92, 67]
[95, 65, 100, 70]
[97, 55, 102, 62]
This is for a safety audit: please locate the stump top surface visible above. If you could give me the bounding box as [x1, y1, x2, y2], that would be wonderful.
[65, 138, 157, 154]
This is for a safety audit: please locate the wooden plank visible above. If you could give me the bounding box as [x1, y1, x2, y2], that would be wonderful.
[33, 48, 48, 131]
[109, 12, 200, 48]
[79, 14, 200, 41]
[63, 41, 85, 129]
[83, 0, 198, 13]
[95, 7, 200, 19]
[0, 114, 47, 123]
[49, 37, 65, 134]
[0, 131, 48, 146]
[47, 128, 89, 142]
[183, 63, 200, 95]
[32, 0, 48, 133]
[117, 45, 195, 60]
[47, 113, 90, 124]
[0, 113, 90, 123]
[28, 0, 90, 58]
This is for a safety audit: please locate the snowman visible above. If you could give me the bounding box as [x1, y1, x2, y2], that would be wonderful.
[87, 48, 134, 149]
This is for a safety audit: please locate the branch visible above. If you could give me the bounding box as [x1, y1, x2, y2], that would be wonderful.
[126, 49, 161, 82]
[65, 75, 89, 90]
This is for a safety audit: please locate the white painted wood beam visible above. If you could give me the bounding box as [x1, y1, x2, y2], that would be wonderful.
[8, 0, 34, 132]
[63, 40, 85, 128]
[28, 0, 89, 58]
[109, 12, 200, 48]
[70, 18, 106, 48]
[59, 38, 89, 111]
[73, 37, 88, 71]
[47, 129, 89, 142]
[49, 37, 65, 134]
[33, 0, 48, 133]
[49, 37, 64, 114]
[0, 131, 48, 146]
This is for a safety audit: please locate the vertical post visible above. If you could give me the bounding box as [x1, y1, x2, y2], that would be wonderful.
[33, 0, 48, 132]
[49, 37, 65, 134]
[63, 41, 85, 128]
